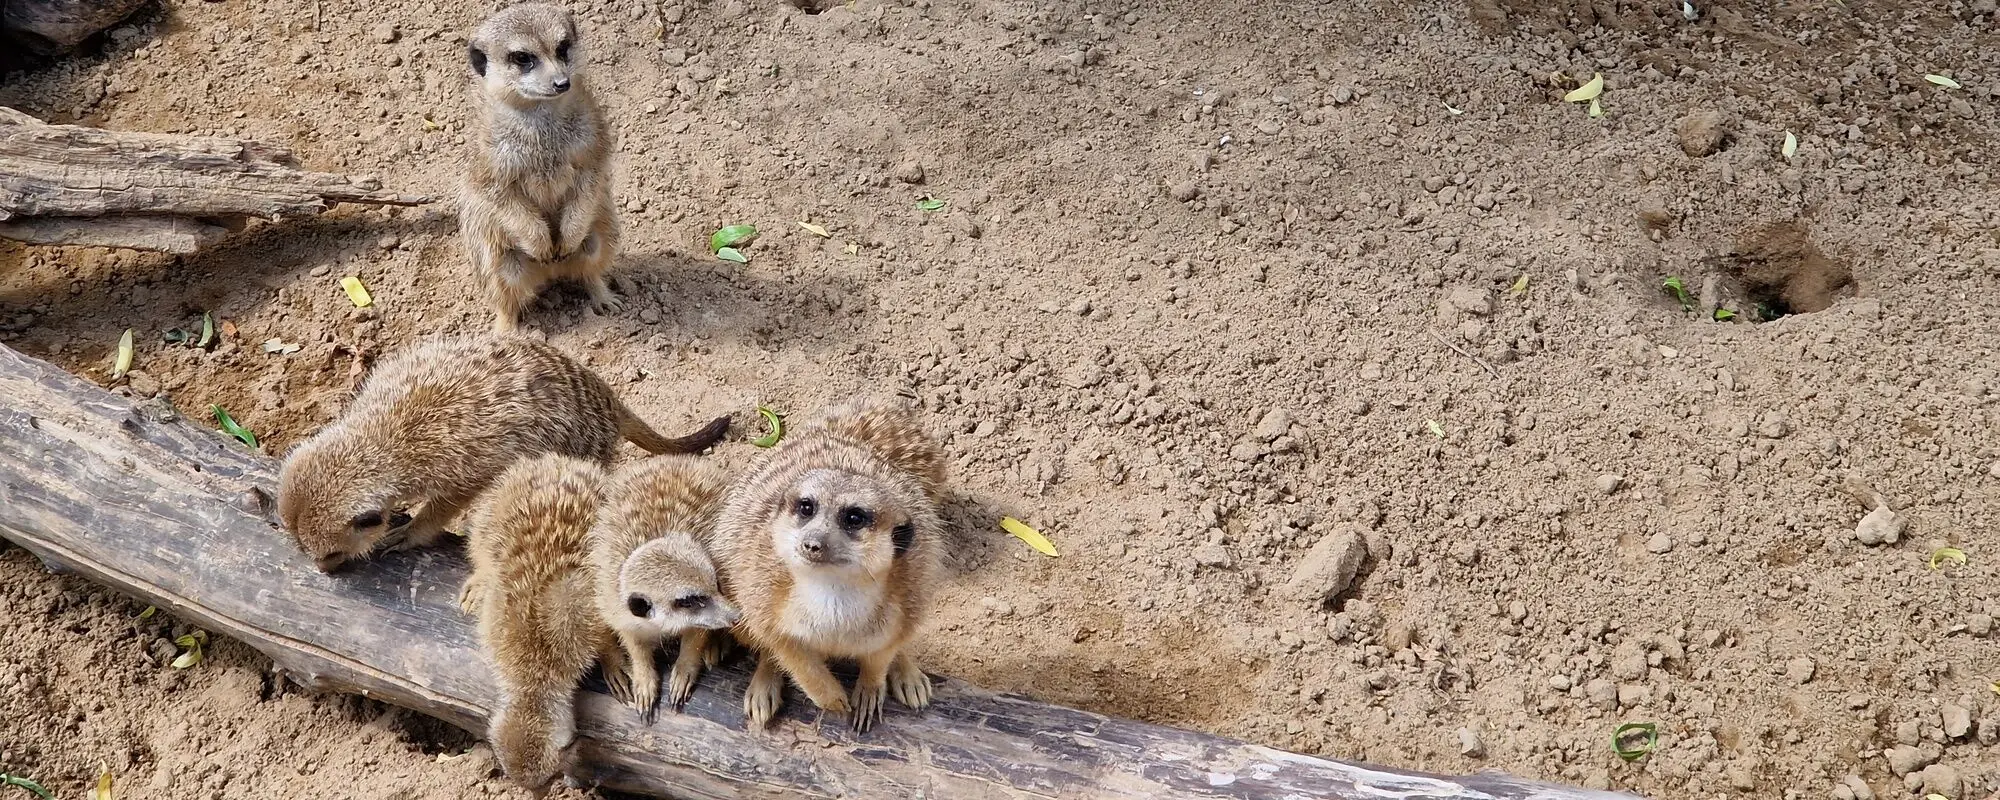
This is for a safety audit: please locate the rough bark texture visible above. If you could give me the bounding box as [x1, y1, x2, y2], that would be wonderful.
[0, 106, 431, 252]
[0, 0, 150, 62]
[0, 343, 1646, 800]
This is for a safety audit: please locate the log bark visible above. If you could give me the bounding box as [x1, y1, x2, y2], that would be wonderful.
[0, 343, 1646, 800]
[0, 0, 150, 62]
[0, 107, 432, 253]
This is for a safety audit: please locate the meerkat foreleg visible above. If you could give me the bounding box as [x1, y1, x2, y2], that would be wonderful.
[887, 651, 932, 710]
[667, 628, 710, 710]
[383, 496, 466, 554]
[851, 649, 895, 733]
[615, 628, 661, 721]
[766, 640, 851, 716]
[744, 652, 786, 728]
[597, 637, 638, 710]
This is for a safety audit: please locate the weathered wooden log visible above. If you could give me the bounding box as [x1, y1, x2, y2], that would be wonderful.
[0, 107, 431, 253]
[0, 343, 1646, 800]
[0, 0, 150, 64]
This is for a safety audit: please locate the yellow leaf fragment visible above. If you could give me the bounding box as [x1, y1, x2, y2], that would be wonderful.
[1781, 131, 1798, 159]
[1000, 517, 1059, 557]
[1927, 795, 1949, 800]
[798, 221, 831, 238]
[1425, 419, 1446, 439]
[91, 768, 113, 800]
[421, 115, 442, 132]
[1508, 275, 1530, 295]
[1587, 98, 1604, 118]
[842, 242, 860, 256]
[113, 328, 135, 379]
[340, 276, 374, 308]
[1924, 74, 1961, 89]
[1564, 72, 1605, 103]
[1929, 547, 1967, 571]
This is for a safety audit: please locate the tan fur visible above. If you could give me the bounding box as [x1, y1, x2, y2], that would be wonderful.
[716, 398, 945, 732]
[461, 3, 620, 332]
[458, 455, 629, 792]
[588, 455, 737, 720]
[275, 334, 728, 572]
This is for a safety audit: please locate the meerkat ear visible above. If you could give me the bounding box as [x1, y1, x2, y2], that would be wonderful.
[891, 521, 915, 558]
[468, 45, 488, 76]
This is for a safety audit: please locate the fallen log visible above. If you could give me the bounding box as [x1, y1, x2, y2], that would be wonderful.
[0, 343, 1645, 800]
[0, 0, 151, 68]
[0, 107, 431, 254]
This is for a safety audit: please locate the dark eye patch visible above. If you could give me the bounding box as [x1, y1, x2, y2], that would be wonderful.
[468, 46, 488, 76]
[671, 594, 710, 611]
[351, 511, 384, 529]
[388, 511, 413, 529]
[838, 506, 874, 532]
[507, 51, 536, 70]
[892, 521, 915, 557]
[554, 39, 571, 61]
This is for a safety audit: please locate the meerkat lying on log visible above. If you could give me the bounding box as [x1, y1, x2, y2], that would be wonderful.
[589, 455, 738, 720]
[461, 3, 622, 332]
[717, 399, 947, 732]
[276, 334, 727, 573]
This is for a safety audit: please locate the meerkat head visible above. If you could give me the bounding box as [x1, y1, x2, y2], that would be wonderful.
[770, 469, 918, 578]
[615, 537, 739, 636]
[276, 435, 419, 573]
[467, 3, 582, 106]
[489, 699, 576, 793]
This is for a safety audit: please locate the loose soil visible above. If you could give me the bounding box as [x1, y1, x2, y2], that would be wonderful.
[5, 0, 2000, 798]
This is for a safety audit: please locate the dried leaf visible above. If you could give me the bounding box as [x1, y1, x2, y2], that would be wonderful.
[1924, 74, 1961, 89]
[220, 319, 238, 338]
[211, 405, 258, 449]
[709, 224, 757, 252]
[1929, 547, 1967, 571]
[1781, 131, 1798, 159]
[1000, 517, 1059, 557]
[1442, 102, 1464, 116]
[1508, 275, 1529, 296]
[798, 221, 831, 238]
[171, 651, 200, 670]
[262, 337, 302, 355]
[113, 328, 135, 379]
[715, 247, 749, 264]
[137, 606, 157, 621]
[1587, 97, 1604, 118]
[1564, 72, 1605, 103]
[1425, 419, 1446, 439]
[749, 406, 784, 448]
[421, 115, 442, 132]
[90, 768, 112, 800]
[842, 243, 860, 256]
[340, 276, 374, 308]
[196, 311, 216, 349]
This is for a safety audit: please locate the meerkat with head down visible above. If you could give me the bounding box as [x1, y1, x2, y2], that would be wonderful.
[717, 399, 946, 732]
[462, 3, 621, 332]
[276, 334, 728, 573]
[588, 455, 738, 720]
[460, 454, 631, 791]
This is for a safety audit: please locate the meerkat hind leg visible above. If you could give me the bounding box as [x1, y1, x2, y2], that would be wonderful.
[744, 653, 786, 729]
[888, 651, 932, 710]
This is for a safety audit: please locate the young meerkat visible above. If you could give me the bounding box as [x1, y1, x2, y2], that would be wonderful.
[460, 454, 629, 791]
[276, 334, 728, 573]
[588, 455, 738, 720]
[717, 399, 947, 733]
[461, 3, 621, 333]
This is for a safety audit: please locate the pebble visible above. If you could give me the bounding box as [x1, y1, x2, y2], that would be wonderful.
[1282, 527, 1369, 605]
[372, 23, 399, 44]
[1585, 678, 1617, 709]
[376, 234, 399, 250]
[147, 638, 177, 664]
[309, 264, 332, 278]
[1965, 613, 1992, 637]
[1645, 532, 1673, 554]
[1918, 764, 1960, 798]
[1785, 656, 1816, 685]
[126, 371, 161, 398]
[1979, 719, 1998, 746]
[979, 597, 1014, 617]
[893, 161, 926, 184]
[1883, 744, 1936, 776]
[663, 48, 688, 66]
[1675, 110, 1734, 157]
[1595, 474, 1625, 495]
[638, 308, 661, 325]
[1837, 774, 1875, 800]
[1456, 727, 1485, 758]
[1942, 704, 1971, 739]
[1854, 506, 1905, 546]
[1442, 286, 1492, 317]
[1548, 674, 1572, 691]
[1610, 642, 1648, 681]
[1757, 411, 1790, 438]
[1253, 408, 1293, 443]
[1169, 180, 1200, 201]
[1192, 543, 1234, 569]
[1331, 86, 1354, 104]
[1255, 119, 1281, 135]
[687, 63, 717, 82]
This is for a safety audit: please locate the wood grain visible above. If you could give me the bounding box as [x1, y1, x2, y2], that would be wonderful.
[0, 343, 1647, 800]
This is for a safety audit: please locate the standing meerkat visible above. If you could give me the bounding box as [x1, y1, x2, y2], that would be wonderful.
[461, 2, 621, 332]
[459, 454, 627, 791]
[717, 399, 946, 732]
[589, 455, 738, 720]
[276, 334, 728, 573]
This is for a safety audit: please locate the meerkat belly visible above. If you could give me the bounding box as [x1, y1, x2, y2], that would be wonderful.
[781, 579, 895, 657]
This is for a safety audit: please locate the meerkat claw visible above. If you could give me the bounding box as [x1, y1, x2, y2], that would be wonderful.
[889, 658, 932, 710]
[744, 674, 783, 729]
[456, 577, 483, 615]
[851, 681, 886, 734]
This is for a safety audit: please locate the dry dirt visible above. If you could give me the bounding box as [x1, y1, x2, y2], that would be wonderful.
[5, 0, 2000, 798]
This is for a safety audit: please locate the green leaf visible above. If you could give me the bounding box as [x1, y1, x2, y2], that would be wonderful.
[1425, 419, 1446, 439]
[709, 224, 757, 253]
[715, 247, 749, 264]
[138, 606, 157, 621]
[1564, 72, 1604, 103]
[0, 773, 56, 800]
[113, 328, 135, 379]
[211, 405, 257, 449]
[1781, 131, 1798, 159]
[163, 329, 191, 346]
[170, 650, 200, 669]
[1930, 547, 1967, 571]
[1661, 276, 1694, 311]
[1507, 275, 1529, 296]
[1713, 308, 1737, 321]
[1924, 74, 1961, 89]
[916, 197, 947, 212]
[750, 406, 784, 448]
[196, 312, 216, 349]
[1612, 722, 1658, 762]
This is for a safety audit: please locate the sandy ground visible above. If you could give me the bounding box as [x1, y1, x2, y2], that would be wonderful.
[5, 0, 2000, 797]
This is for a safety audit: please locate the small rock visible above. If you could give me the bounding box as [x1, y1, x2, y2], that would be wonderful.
[1646, 532, 1674, 554]
[1596, 474, 1625, 495]
[1610, 641, 1649, 681]
[309, 264, 331, 278]
[1229, 441, 1262, 462]
[1443, 286, 1492, 317]
[1978, 718, 1998, 746]
[1255, 119, 1281, 135]
[1676, 110, 1734, 157]
[1331, 86, 1354, 104]
[1253, 409, 1293, 443]
[687, 62, 717, 82]
[1839, 774, 1875, 800]
[1896, 718, 1924, 746]
[638, 308, 661, 325]
[1757, 411, 1790, 438]
[893, 161, 925, 184]
[1918, 764, 1961, 798]
[1854, 506, 1906, 546]
[1617, 683, 1650, 708]
[371, 23, 399, 44]
[1382, 622, 1415, 651]
[1456, 727, 1485, 758]
[1192, 543, 1234, 569]
[1549, 674, 1573, 691]
[1785, 656, 1816, 685]
[1883, 744, 1936, 776]
[1169, 180, 1200, 202]
[376, 234, 400, 250]
[146, 638, 177, 665]
[1725, 766, 1755, 791]
[1282, 527, 1370, 605]
[1965, 613, 1992, 637]
[979, 597, 1014, 617]
[1942, 704, 1972, 739]
[1584, 679, 1617, 709]
[125, 371, 161, 398]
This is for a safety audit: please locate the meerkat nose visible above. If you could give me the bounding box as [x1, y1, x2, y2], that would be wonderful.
[551, 77, 571, 93]
[627, 595, 653, 617]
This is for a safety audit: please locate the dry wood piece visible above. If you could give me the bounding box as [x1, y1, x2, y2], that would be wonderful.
[0, 0, 150, 64]
[0, 107, 431, 253]
[0, 344, 1646, 800]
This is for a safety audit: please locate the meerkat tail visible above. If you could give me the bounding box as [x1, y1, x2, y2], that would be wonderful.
[618, 410, 730, 455]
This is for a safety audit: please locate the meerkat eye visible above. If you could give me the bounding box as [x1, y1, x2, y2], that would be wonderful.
[350, 511, 384, 529]
[554, 39, 571, 61]
[838, 506, 874, 532]
[671, 594, 710, 611]
[794, 497, 818, 519]
[507, 51, 536, 70]
[387, 511, 414, 529]
[627, 596, 653, 617]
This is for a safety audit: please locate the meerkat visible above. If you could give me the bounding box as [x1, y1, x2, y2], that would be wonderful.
[717, 399, 947, 732]
[461, 3, 621, 333]
[276, 334, 729, 573]
[588, 455, 738, 720]
[459, 454, 628, 791]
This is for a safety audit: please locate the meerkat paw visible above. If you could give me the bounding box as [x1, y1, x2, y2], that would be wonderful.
[850, 679, 886, 734]
[668, 659, 701, 712]
[631, 676, 660, 724]
[744, 661, 785, 729]
[456, 577, 483, 615]
[602, 665, 636, 709]
[584, 277, 625, 314]
[888, 656, 933, 710]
